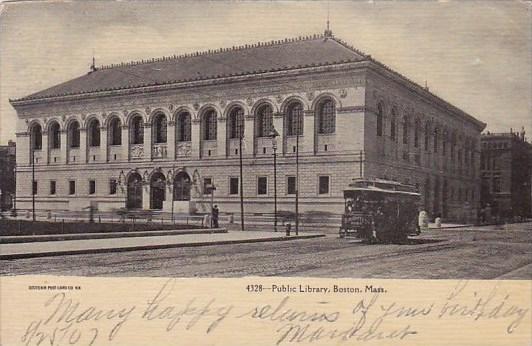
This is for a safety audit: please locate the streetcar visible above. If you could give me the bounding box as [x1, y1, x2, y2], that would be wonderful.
[339, 178, 421, 243]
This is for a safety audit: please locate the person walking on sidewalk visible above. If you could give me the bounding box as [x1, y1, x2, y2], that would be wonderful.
[212, 205, 219, 228]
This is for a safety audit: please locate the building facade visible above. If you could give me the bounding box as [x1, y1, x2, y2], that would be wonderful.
[10, 32, 485, 221]
[0, 140, 16, 211]
[480, 130, 532, 219]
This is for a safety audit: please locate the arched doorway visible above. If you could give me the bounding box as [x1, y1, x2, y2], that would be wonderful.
[127, 172, 143, 209]
[150, 172, 166, 209]
[173, 171, 191, 201]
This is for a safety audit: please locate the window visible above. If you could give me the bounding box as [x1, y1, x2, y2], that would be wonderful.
[49, 122, 61, 149]
[88, 119, 100, 147]
[228, 108, 244, 139]
[414, 121, 419, 148]
[433, 128, 439, 153]
[424, 122, 430, 151]
[402, 116, 409, 144]
[68, 121, 80, 148]
[257, 176, 268, 195]
[50, 181, 56, 195]
[153, 113, 167, 143]
[177, 112, 191, 141]
[287, 176, 296, 195]
[109, 179, 117, 195]
[203, 177, 213, 195]
[30, 124, 42, 150]
[229, 177, 239, 195]
[376, 103, 383, 137]
[493, 177, 501, 193]
[203, 110, 217, 140]
[130, 116, 144, 144]
[257, 104, 273, 138]
[317, 99, 335, 134]
[32, 181, 38, 195]
[390, 108, 398, 141]
[89, 180, 96, 195]
[318, 176, 330, 195]
[109, 117, 121, 145]
[69, 180, 76, 195]
[286, 102, 303, 136]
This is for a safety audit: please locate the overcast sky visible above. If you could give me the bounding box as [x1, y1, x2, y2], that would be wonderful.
[0, 1, 530, 144]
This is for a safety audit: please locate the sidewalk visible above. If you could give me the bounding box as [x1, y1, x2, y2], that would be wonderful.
[0, 231, 324, 260]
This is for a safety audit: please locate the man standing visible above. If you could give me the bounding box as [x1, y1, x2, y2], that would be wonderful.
[212, 205, 219, 228]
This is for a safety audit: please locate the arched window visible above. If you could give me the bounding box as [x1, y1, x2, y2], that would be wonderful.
[424, 122, 430, 151]
[286, 102, 303, 136]
[433, 127, 439, 153]
[376, 103, 384, 137]
[390, 108, 397, 141]
[402, 115, 409, 145]
[88, 119, 100, 147]
[49, 122, 61, 149]
[202, 110, 217, 140]
[130, 115, 144, 144]
[414, 120, 420, 148]
[177, 112, 191, 142]
[442, 131, 448, 156]
[30, 123, 42, 150]
[228, 107, 244, 139]
[68, 121, 80, 148]
[109, 117, 121, 145]
[317, 99, 335, 134]
[256, 104, 273, 137]
[153, 113, 167, 144]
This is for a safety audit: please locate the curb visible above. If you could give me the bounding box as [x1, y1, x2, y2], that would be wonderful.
[0, 234, 325, 260]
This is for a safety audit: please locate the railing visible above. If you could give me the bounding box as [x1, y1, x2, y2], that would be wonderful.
[32, 150, 44, 165]
[49, 148, 61, 164]
[152, 143, 168, 159]
[201, 140, 217, 157]
[129, 144, 144, 160]
[317, 134, 335, 153]
[176, 141, 192, 157]
[108, 145, 121, 162]
[68, 148, 80, 163]
[88, 146, 100, 162]
[227, 138, 241, 157]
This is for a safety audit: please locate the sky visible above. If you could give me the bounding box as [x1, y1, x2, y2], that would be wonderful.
[0, 1, 530, 144]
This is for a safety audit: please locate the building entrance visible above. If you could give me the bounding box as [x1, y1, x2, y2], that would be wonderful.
[173, 171, 191, 201]
[126, 172, 143, 209]
[150, 172, 166, 210]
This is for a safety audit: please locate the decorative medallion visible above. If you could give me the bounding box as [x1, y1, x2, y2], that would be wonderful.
[123, 110, 128, 116]
[246, 97, 253, 106]
[339, 89, 348, 98]
[145, 107, 151, 115]
[81, 114, 86, 121]
[276, 95, 284, 104]
[43, 118, 48, 124]
[61, 115, 66, 122]
[193, 103, 200, 111]
[219, 100, 227, 109]
[169, 104, 174, 112]
[306, 91, 315, 101]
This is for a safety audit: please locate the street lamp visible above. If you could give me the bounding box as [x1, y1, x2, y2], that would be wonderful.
[269, 127, 279, 232]
[238, 118, 245, 231]
[11, 165, 17, 217]
[167, 166, 175, 223]
[31, 147, 36, 221]
[295, 117, 300, 236]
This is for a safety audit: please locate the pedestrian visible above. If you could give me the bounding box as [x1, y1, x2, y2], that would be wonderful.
[212, 205, 219, 228]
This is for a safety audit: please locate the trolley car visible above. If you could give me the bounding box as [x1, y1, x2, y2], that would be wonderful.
[339, 178, 421, 243]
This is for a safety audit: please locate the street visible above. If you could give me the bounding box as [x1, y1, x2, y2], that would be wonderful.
[1, 223, 531, 279]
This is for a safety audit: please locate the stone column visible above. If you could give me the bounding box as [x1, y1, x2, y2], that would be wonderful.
[143, 123, 152, 161]
[303, 110, 314, 154]
[100, 127, 107, 163]
[191, 119, 201, 159]
[273, 112, 284, 155]
[60, 130, 68, 164]
[79, 128, 87, 163]
[244, 115, 255, 157]
[217, 117, 226, 158]
[41, 133, 49, 165]
[121, 125, 129, 161]
[167, 121, 176, 160]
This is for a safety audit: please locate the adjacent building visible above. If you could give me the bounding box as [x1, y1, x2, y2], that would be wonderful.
[0, 140, 16, 211]
[480, 129, 532, 220]
[10, 31, 486, 222]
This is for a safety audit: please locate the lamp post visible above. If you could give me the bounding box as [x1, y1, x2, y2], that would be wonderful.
[31, 147, 36, 221]
[269, 127, 279, 232]
[167, 166, 175, 223]
[238, 119, 245, 231]
[12, 165, 17, 217]
[295, 119, 300, 236]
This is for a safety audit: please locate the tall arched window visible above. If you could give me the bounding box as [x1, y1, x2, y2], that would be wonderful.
[68, 121, 80, 148]
[433, 127, 439, 153]
[376, 103, 384, 137]
[424, 122, 430, 151]
[228, 107, 244, 139]
[130, 115, 144, 144]
[317, 99, 335, 134]
[442, 131, 448, 156]
[390, 108, 397, 141]
[87, 119, 100, 147]
[256, 104, 273, 137]
[286, 102, 303, 136]
[109, 117, 121, 145]
[202, 110, 217, 140]
[30, 123, 42, 150]
[402, 115, 409, 145]
[177, 112, 191, 142]
[153, 113, 167, 144]
[49, 122, 60, 149]
[414, 120, 420, 148]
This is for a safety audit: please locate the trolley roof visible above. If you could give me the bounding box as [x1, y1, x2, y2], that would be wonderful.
[344, 178, 420, 196]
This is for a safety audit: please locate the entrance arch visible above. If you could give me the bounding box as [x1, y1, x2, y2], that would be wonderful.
[173, 171, 191, 201]
[150, 172, 166, 209]
[127, 172, 143, 209]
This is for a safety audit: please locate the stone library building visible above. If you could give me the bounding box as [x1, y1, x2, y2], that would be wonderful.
[11, 30, 485, 221]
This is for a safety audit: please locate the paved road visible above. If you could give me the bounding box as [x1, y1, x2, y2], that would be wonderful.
[2, 223, 531, 279]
